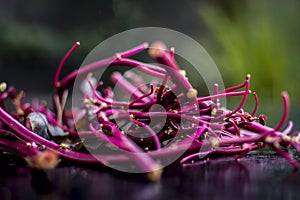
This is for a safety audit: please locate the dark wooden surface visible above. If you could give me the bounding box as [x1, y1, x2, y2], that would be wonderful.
[0, 152, 299, 200]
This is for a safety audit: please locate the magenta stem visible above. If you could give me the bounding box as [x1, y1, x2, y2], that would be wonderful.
[225, 75, 251, 117]
[129, 84, 154, 107]
[131, 119, 161, 149]
[111, 72, 148, 101]
[116, 43, 149, 58]
[218, 80, 247, 94]
[251, 92, 259, 116]
[54, 42, 80, 88]
[274, 92, 289, 131]
[197, 91, 248, 102]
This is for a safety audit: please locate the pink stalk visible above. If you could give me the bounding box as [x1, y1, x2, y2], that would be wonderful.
[170, 47, 175, 59]
[54, 42, 80, 88]
[273, 145, 299, 168]
[89, 124, 129, 151]
[282, 121, 293, 135]
[218, 79, 247, 94]
[273, 92, 289, 131]
[149, 41, 180, 71]
[0, 138, 39, 158]
[156, 74, 169, 103]
[129, 84, 154, 107]
[131, 119, 161, 149]
[111, 72, 148, 101]
[228, 119, 240, 136]
[90, 123, 162, 181]
[180, 150, 214, 164]
[225, 74, 251, 117]
[251, 92, 259, 116]
[177, 124, 208, 145]
[197, 91, 248, 102]
[58, 55, 166, 94]
[115, 42, 148, 58]
[117, 111, 220, 128]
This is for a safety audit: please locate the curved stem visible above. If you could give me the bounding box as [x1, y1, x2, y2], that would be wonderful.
[274, 91, 289, 131]
[131, 119, 161, 150]
[251, 92, 259, 116]
[129, 84, 154, 107]
[197, 91, 248, 102]
[54, 42, 80, 88]
[225, 74, 251, 118]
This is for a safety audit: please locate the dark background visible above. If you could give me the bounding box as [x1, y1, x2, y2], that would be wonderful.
[0, 0, 205, 93]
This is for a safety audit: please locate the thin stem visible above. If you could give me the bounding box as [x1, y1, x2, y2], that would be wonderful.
[228, 119, 240, 136]
[131, 119, 161, 150]
[197, 91, 248, 102]
[57, 46, 166, 94]
[53, 94, 63, 125]
[282, 121, 293, 135]
[170, 47, 175, 59]
[116, 42, 148, 58]
[251, 92, 259, 116]
[177, 124, 208, 145]
[149, 41, 180, 71]
[54, 42, 80, 88]
[129, 84, 154, 107]
[218, 80, 247, 94]
[273, 144, 299, 169]
[111, 72, 147, 101]
[274, 92, 289, 131]
[225, 74, 251, 118]
[180, 150, 214, 164]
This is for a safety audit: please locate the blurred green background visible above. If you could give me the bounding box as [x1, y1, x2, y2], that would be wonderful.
[0, 0, 299, 128]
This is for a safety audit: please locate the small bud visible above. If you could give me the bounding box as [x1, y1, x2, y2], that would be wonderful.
[60, 143, 68, 149]
[186, 88, 198, 98]
[0, 82, 7, 92]
[130, 114, 135, 119]
[149, 41, 166, 58]
[26, 150, 59, 170]
[170, 47, 175, 53]
[115, 53, 122, 59]
[179, 70, 186, 77]
[100, 102, 107, 109]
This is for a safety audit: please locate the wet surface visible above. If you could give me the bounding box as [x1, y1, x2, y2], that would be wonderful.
[0, 152, 299, 200]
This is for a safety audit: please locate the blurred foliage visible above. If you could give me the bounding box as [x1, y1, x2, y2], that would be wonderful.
[0, 18, 110, 64]
[0, 0, 202, 93]
[0, 20, 63, 62]
[199, 0, 300, 103]
[0, 18, 106, 92]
